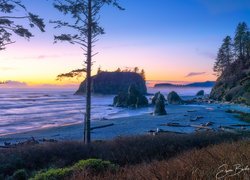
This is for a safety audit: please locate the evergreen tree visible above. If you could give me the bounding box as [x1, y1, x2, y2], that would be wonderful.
[234, 22, 248, 58]
[115, 67, 121, 72]
[133, 67, 139, 73]
[214, 36, 234, 76]
[52, 0, 123, 144]
[0, 0, 45, 50]
[246, 31, 250, 59]
[97, 66, 102, 74]
[140, 69, 146, 80]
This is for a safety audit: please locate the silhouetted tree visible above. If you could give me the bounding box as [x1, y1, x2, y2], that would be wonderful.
[0, 0, 45, 50]
[140, 69, 146, 80]
[246, 31, 250, 59]
[52, 0, 123, 144]
[133, 67, 139, 73]
[214, 36, 234, 76]
[115, 67, 121, 72]
[234, 22, 248, 58]
[97, 66, 102, 74]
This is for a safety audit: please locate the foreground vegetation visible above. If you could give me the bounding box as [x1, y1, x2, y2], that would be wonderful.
[1, 131, 250, 179]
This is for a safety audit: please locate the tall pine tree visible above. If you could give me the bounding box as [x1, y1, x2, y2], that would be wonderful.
[52, 0, 123, 144]
[214, 36, 234, 76]
[234, 22, 248, 58]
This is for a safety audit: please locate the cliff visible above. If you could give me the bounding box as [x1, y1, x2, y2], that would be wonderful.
[210, 59, 250, 105]
[75, 72, 147, 95]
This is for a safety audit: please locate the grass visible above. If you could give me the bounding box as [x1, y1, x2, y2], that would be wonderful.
[226, 109, 250, 122]
[81, 140, 250, 180]
[0, 131, 250, 179]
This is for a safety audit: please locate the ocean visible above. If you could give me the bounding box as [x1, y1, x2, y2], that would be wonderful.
[0, 86, 212, 136]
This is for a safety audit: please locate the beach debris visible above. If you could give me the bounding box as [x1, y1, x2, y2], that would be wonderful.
[204, 122, 214, 126]
[190, 116, 204, 121]
[167, 91, 184, 105]
[148, 128, 186, 135]
[187, 110, 197, 112]
[90, 123, 114, 131]
[218, 125, 235, 130]
[1, 137, 40, 148]
[191, 125, 213, 131]
[154, 92, 167, 116]
[41, 138, 58, 143]
[230, 124, 250, 127]
[4, 142, 11, 146]
[160, 123, 190, 127]
[218, 126, 238, 134]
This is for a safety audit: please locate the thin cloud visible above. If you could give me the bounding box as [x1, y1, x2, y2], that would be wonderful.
[196, 48, 216, 59]
[0, 80, 28, 88]
[185, 72, 206, 77]
[3, 53, 77, 61]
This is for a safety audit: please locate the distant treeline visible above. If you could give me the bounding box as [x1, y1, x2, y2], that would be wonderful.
[97, 67, 146, 80]
[214, 22, 250, 76]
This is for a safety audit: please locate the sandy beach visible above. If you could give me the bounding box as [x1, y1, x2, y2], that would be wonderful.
[1, 103, 250, 145]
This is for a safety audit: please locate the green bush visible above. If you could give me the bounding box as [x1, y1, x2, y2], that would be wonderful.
[73, 159, 117, 174]
[33, 168, 72, 180]
[33, 159, 117, 180]
[12, 169, 28, 180]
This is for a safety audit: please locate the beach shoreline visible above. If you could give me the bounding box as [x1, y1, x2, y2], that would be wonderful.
[1, 103, 250, 146]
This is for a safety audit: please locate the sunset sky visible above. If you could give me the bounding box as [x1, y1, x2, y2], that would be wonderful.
[1, 0, 250, 87]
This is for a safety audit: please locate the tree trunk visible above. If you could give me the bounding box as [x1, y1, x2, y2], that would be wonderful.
[84, 0, 92, 144]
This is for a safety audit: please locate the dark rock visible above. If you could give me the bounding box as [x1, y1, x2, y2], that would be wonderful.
[152, 92, 166, 105]
[154, 92, 167, 115]
[113, 84, 148, 108]
[196, 90, 205, 96]
[75, 72, 147, 95]
[167, 91, 183, 105]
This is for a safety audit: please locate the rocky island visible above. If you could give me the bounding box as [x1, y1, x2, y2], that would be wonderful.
[75, 72, 147, 95]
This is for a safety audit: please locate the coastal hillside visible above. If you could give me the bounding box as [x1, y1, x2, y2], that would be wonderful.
[75, 72, 147, 95]
[210, 60, 250, 104]
[210, 22, 250, 105]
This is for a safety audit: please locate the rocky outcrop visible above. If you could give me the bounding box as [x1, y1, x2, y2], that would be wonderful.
[113, 84, 148, 108]
[167, 91, 183, 105]
[75, 72, 147, 95]
[154, 92, 167, 115]
[210, 59, 250, 105]
[152, 92, 166, 105]
[196, 90, 205, 96]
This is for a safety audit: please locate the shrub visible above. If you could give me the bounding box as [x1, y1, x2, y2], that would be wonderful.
[33, 159, 117, 180]
[12, 169, 28, 180]
[73, 159, 117, 174]
[33, 168, 72, 180]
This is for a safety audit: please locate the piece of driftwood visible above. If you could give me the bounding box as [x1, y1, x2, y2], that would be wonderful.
[190, 116, 204, 122]
[219, 127, 238, 134]
[90, 123, 114, 131]
[0, 145, 14, 149]
[160, 123, 190, 127]
[191, 125, 212, 130]
[230, 124, 250, 127]
[187, 110, 197, 112]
